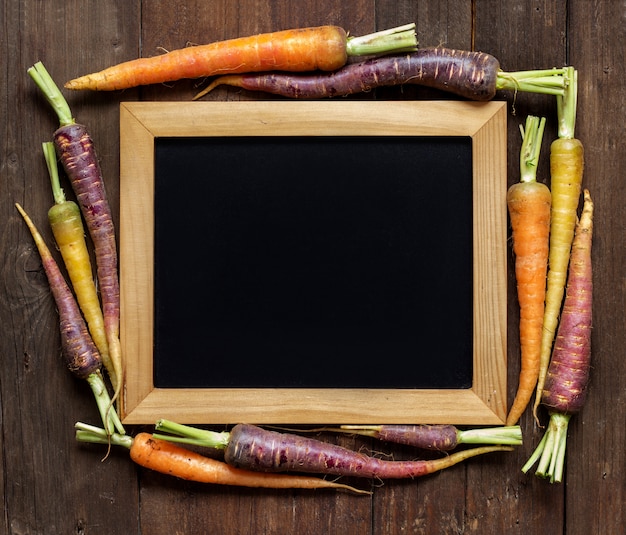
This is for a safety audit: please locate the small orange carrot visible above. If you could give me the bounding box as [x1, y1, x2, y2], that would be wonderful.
[74, 424, 370, 494]
[64, 24, 417, 91]
[505, 115, 552, 426]
[533, 67, 584, 422]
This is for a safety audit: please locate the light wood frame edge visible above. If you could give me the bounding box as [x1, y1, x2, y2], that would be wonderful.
[119, 100, 508, 425]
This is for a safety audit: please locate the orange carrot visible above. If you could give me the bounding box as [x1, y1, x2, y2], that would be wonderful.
[505, 115, 552, 426]
[74, 424, 369, 494]
[533, 67, 584, 422]
[64, 24, 417, 91]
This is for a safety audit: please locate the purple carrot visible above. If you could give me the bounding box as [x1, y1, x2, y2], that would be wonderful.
[327, 424, 522, 450]
[194, 47, 567, 101]
[15, 203, 124, 435]
[153, 421, 513, 480]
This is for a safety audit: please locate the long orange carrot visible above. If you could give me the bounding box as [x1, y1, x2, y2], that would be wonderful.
[64, 24, 417, 91]
[533, 67, 584, 422]
[74, 424, 369, 494]
[505, 115, 552, 426]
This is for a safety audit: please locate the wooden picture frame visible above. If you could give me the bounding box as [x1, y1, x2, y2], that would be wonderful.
[119, 100, 508, 425]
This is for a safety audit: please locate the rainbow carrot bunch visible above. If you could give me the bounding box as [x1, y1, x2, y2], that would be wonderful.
[522, 189, 594, 483]
[505, 115, 552, 426]
[28, 62, 124, 409]
[64, 24, 417, 91]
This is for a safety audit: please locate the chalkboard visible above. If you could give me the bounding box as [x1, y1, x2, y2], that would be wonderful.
[119, 101, 508, 425]
[153, 136, 473, 389]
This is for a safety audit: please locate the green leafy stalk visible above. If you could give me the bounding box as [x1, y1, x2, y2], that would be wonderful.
[557, 66, 578, 139]
[456, 426, 523, 446]
[27, 62, 74, 127]
[519, 115, 547, 184]
[153, 419, 230, 449]
[521, 412, 571, 483]
[346, 23, 417, 56]
[497, 67, 568, 96]
[75, 421, 132, 448]
[86, 373, 125, 436]
[43, 141, 66, 205]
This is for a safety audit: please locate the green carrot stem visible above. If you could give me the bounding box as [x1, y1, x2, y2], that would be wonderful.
[519, 115, 547, 183]
[557, 66, 578, 139]
[75, 421, 132, 449]
[521, 412, 571, 483]
[86, 372, 125, 436]
[497, 68, 568, 96]
[456, 426, 523, 445]
[346, 23, 417, 56]
[27, 62, 74, 127]
[42, 141, 66, 205]
[153, 419, 230, 449]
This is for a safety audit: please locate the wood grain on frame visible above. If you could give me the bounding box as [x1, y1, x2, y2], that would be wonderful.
[119, 101, 507, 425]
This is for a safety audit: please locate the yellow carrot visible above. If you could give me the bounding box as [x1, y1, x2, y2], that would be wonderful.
[505, 115, 551, 426]
[533, 67, 584, 422]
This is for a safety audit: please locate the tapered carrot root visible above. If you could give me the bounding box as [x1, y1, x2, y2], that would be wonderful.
[75, 424, 370, 494]
[65, 24, 417, 91]
[505, 116, 551, 426]
[533, 67, 583, 422]
[194, 48, 567, 101]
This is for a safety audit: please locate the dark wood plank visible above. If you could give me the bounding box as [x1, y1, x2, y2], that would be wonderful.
[564, 2, 626, 533]
[3, 1, 141, 533]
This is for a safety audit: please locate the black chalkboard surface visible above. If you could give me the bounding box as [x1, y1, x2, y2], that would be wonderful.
[153, 136, 473, 389]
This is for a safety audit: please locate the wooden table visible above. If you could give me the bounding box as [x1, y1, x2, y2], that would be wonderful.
[2, 1, 624, 533]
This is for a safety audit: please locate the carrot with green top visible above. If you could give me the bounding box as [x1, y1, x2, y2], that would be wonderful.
[64, 24, 417, 91]
[15, 204, 123, 435]
[505, 115, 552, 426]
[194, 47, 567, 101]
[28, 62, 123, 406]
[42, 141, 111, 376]
[533, 67, 584, 422]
